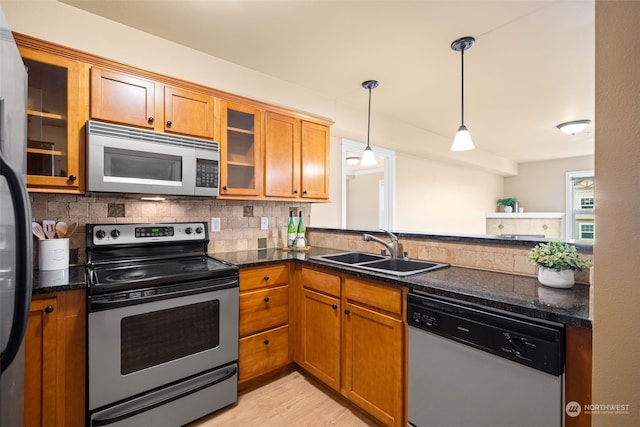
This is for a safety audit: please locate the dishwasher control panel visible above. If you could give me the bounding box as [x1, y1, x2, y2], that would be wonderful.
[407, 291, 565, 376]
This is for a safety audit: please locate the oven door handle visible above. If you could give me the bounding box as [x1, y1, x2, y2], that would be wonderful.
[89, 279, 239, 311]
[91, 365, 237, 426]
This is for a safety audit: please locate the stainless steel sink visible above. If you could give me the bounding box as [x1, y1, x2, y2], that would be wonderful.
[311, 252, 449, 276]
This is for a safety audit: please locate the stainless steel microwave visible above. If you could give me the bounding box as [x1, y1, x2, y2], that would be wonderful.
[86, 120, 219, 197]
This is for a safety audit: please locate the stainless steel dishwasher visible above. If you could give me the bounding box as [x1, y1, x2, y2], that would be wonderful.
[407, 290, 564, 427]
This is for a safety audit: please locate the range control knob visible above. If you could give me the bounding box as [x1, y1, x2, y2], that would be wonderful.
[195, 226, 203, 234]
[95, 229, 106, 239]
[185, 227, 193, 235]
[110, 229, 120, 239]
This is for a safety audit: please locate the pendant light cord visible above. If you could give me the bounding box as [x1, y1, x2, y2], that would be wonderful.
[460, 47, 465, 127]
[367, 86, 372, 148]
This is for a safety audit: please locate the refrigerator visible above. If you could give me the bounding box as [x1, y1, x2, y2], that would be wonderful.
[0, 6, 33, 427]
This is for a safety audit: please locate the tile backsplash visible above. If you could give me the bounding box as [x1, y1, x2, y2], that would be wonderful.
[30, 193, 310, 266]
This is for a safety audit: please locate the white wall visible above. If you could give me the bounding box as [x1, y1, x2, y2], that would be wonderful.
[504, 155, 594, 212]
[395, 153, 503, 234]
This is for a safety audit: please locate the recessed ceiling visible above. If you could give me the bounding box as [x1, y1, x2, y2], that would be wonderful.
[61, 0, 595, 164]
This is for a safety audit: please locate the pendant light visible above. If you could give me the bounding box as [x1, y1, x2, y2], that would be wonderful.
[360, 80, 379, 166]
[450, 36, 476, 151]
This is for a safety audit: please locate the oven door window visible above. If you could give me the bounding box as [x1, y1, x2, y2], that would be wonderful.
[104, 147, 182, 183]
[121, 300, 220, 375]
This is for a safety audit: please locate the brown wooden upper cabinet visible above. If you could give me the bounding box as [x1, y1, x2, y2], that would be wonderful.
[218, 99, 263, 197]
[19, 47, 84, 194]
[265, 112, 330, 200]
[90, 67, 214, 139]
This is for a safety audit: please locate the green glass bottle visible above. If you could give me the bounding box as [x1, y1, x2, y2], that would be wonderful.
[287, 211, 296, 248]
[296, 211, 306, 247]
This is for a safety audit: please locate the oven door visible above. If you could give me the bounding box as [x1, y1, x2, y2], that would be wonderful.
[88, 279, 238, 411]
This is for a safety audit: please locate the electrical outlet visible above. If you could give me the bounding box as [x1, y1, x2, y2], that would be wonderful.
[211, 217, 221, 232]
[260, 217, 268, 230]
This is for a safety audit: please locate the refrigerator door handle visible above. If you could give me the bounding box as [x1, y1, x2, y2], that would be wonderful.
[0, 99, 33, 372]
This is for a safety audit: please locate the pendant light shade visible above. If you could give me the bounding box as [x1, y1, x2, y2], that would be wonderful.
[450, 36, 476, 152]
[360, 80, 379, 166]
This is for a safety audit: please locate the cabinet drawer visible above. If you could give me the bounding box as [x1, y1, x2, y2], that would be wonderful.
[240, 265, 289, 291]
[344, 277, 402, 316]
[301, 267, 341, 297]
[239, 325, 289, 383]
[239, 285, 289, 337]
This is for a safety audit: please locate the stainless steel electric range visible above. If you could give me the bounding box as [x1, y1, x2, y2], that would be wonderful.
[85, 222, 239, 427]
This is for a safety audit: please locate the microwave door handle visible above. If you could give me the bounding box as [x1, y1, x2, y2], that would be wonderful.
[0, 111, 33, 373]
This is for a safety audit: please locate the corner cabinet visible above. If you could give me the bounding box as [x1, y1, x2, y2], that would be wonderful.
[264, 113, 330, 200]
[295, 266, 406, 427]
[218, 99, 263, 197]
[24, 290, 86, 427]
[19, 47, 85, 193]
[90, 67, 215, 139]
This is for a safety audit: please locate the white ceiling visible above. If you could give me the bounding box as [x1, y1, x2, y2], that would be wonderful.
[61, 0, 595, 164]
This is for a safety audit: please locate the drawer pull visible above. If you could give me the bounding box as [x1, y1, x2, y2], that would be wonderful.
[263, 276, 270, 281]
[264, 297, 270, 303]
[332, 304, 338, 310]
[44, 305, 54, 314]
[263, 339, 269, 345]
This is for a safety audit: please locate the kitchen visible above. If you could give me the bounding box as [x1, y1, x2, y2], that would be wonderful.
[0, 1, 638, 427]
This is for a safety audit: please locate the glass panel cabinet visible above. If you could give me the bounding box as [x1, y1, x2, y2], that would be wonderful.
[218, 100, 262, 196]
[19, 47, 83, 193]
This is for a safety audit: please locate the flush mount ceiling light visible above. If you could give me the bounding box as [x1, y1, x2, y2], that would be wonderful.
[360, 80, 379, 166]
[346, 156, 361, 166]
[556, 120, 591, 135]
[450, 36, 476, 152]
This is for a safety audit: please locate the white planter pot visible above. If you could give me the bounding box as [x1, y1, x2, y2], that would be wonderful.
[537, 267, 575, 289]
[503, 206, 513, 213]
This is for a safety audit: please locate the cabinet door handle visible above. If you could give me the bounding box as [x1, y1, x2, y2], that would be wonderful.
[303, 190, 308, 195]
[148, 117, 155, 124]
[263, 276, 270, 281]
[68, 175, 77, 182]
[332, 304, 338, 310]
[222, 185, 228, 191]
[293, 189, 298, 195]
[263, 339, 269, 345]
[166, 120, 172, 127]
[344, 309, 350, 315]
[263, 297, 270, 303]
[44, 305, 54, 314]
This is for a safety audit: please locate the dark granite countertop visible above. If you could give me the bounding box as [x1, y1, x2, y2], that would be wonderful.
[32, 266, 86, 295]
[213, 247, 591, 329]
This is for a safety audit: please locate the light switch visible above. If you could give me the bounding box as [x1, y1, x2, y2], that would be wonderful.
[261, 217, 268, 230]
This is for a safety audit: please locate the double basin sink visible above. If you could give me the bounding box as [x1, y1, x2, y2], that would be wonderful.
[311, 252, 449, 277]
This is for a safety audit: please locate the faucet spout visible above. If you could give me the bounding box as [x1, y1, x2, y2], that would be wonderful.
[363, 229, 399, 258]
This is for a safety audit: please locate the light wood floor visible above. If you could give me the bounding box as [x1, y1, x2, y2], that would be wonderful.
[189, 370, 381, 426]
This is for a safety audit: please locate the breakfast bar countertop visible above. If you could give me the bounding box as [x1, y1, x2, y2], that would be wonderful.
[215, 247, 591, 329]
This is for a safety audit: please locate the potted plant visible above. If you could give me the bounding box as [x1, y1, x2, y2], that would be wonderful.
[527, 241, 590, 288]
[497, 197, 517, 213]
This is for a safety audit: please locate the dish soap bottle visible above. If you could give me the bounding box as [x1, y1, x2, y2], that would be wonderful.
[296, 211, 306, 248]
[287, 211, 296, 248]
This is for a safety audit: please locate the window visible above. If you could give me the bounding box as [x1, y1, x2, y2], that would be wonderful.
[566, 170, 595, 243]
[579, 223, 595, 240]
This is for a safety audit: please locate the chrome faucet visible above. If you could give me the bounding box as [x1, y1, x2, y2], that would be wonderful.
[363, 229, 399, 258]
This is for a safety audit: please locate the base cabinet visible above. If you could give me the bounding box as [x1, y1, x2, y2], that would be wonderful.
[24, 290, 85, 427]
[238, 265, 291, 384]
[295, 266, 406, 427]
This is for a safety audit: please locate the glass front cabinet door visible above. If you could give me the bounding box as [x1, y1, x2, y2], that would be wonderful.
[19, 47, 83, 193]
[218, 100, 262, 197]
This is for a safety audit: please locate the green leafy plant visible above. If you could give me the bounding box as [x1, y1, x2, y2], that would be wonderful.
[497, 197, 517, 207]
[527, 241, 590, 271]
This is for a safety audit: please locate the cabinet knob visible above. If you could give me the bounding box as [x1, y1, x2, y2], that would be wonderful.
[263, 276, 270, 281]
[166, 120, 172, 127]
[263, 339, 269, 345]
[264, 297, 270, 303]
[293, 189, 298, 195]
[68, 175, 77, 182]
[344, 309, 350, 315]
[44, 305, 54, 314]
[148, 117, 155, 124]
[222, 185, 228, 191]
[303, 190, 308, 195]
[332, 304, 338, 310]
